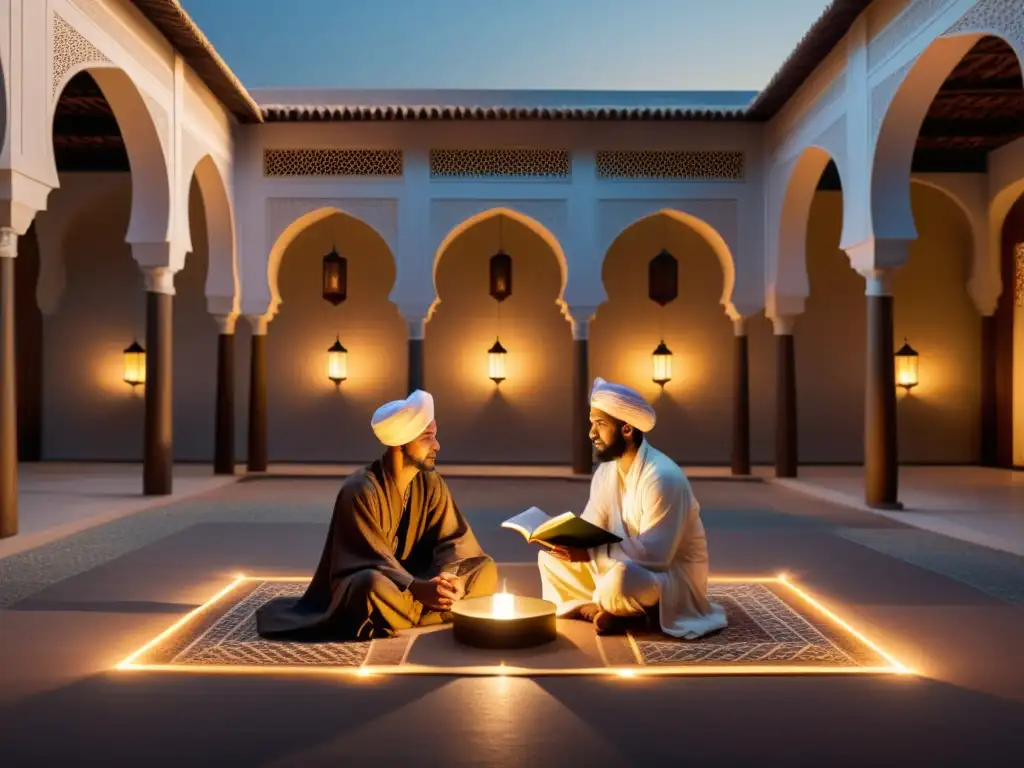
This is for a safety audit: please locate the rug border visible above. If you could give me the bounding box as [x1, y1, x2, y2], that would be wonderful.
[114, 574, 913, 678]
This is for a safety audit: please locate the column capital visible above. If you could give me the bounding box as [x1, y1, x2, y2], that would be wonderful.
[213, 314, 238, 335]
[566, 303, 598, 341]
[245, 314, 269, 336]
[397, 302, 431, 340]
[0, 228, 17, 259]
[860, 268, 898, 297]
[765, 292, 805, 323]
[141, 265, 177, 295]
[732, 317, 748, 337]
[844, 237, 909, 279]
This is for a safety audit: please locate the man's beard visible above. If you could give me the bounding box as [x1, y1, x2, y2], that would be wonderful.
[593, 431, 628, 463]
[401, 446, 436, 472]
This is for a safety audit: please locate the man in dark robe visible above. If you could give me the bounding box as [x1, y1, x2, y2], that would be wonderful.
[256, 390, 498, 641]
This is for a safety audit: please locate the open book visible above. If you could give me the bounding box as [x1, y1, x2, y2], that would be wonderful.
[501, 506, 622, 549]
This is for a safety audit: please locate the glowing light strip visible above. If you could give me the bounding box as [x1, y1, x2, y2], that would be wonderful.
[114, 572, 913, 677]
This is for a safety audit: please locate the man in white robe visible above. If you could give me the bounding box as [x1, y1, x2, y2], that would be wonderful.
[538, 377, 728, 638]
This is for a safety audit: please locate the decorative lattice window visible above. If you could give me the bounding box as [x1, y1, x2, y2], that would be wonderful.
[429, 149, 571, 179]
[1015, 243, 1024, 307]
[595, 150, 745, 180]
[263, 149, 403, 177]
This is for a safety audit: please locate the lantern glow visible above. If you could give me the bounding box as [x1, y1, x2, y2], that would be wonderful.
[895, 338, 918, 391]
[123, 340, 146, 387]
[652, 340, 672, 386]
[327, 337, 348, 384]
[488, 338, 507, 384]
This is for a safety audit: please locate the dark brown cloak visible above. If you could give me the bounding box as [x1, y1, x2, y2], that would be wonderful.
[255, 454, 490, 639]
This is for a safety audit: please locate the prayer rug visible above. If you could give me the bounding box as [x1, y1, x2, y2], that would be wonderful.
[623, 581, 893, 669]
[117, 576, 907, 675]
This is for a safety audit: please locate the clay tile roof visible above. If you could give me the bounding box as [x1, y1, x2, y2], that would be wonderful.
[130, 0, 262, 123]
[745, 0, 874, 120]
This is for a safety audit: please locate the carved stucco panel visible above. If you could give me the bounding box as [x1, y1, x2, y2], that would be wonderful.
[51, 13, 109, 98]
[266, 197, 399, 256]
[945, 0, 1024, 61]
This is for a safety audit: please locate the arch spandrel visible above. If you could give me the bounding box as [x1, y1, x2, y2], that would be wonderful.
[596, 200, 739, 319]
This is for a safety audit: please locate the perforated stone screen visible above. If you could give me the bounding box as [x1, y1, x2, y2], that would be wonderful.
[429, 149, 571, 179]
[596, 150, 745, 180]
[263, 149, 404, 177]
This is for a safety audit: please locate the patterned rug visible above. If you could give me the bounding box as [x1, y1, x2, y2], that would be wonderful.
[626, 582, 890, 668]
[120, 577, 900, 674]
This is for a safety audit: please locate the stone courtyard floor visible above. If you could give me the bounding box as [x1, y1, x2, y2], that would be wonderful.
[2, 475, 1024, 766]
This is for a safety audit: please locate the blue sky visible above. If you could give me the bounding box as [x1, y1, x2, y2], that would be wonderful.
[179, 0, 832, 91]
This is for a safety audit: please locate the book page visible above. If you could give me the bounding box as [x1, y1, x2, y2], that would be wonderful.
[533, 511, 576, 539]
[500, 506, 553, 539]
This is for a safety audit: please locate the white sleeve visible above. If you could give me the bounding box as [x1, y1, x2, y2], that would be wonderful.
[628, 472, 687, 569]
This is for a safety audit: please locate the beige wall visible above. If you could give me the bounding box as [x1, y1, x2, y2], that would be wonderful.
[798, 184, 980, 464]
[36, 173, 233, 462]
[24, 177, 983, 467]
[268, 213, 407, 462]
[426, 216, 573, 464]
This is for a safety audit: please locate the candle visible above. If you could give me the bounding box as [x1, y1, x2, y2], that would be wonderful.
[492, 580, 515, 619]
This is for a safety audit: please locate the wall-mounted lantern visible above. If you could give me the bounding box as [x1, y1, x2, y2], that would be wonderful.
[488, 217, 512, 385]
[327, 336, 348, 385]
[322, 246, 348, 306]
[123, 339, 146, 387]
[895, 338, 918, 392]
[648, 246, 678, 387]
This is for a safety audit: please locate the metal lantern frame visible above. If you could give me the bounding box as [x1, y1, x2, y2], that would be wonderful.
[894, 338, 919, 392]
[487, 217, 512, 385]
[123, 339, 146, 387]
[322, 246, 348, 306]
[327, 336, 348, 385]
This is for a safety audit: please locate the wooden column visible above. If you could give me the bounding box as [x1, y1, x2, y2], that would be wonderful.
[214, 315, 236, 475]
[732, 318, 751, 476]
[247, 315, 269, 472]
[980, 315, 999, 467]
[407, 317, 425, 393]
[570, 309, 593, 475]
[143, 268, 174, 496]
[0, 229, 19, 538]
[864, 274, 901, 509]
[773, 316, 797, 478]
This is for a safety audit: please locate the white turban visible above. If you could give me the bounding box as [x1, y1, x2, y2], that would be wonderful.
[370, 390, 435, 446]
[590, 377, 656, 433]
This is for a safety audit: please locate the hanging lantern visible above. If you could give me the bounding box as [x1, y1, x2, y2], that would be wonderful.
[322, 246, 348, 306]
[488, 338, 507, 384]
[327, 337, 348, 384]
[895, 338, 918, 391]
[490, 250, 512, 302]
[652, 340, 672, 387]
[123, 340, 146, 387]
[648, 249, 678, 306]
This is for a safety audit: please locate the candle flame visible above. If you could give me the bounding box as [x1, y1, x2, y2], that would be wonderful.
[492, 579, 515, 619]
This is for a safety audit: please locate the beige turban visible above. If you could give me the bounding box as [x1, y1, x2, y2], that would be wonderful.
[590, 377, 656, 432]
[370, 390, 435, 446]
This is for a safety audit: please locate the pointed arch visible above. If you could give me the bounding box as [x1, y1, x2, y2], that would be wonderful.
[429, 206, 569, 322]
[188, 154, 238, 316]
[51, 66, 171, 247]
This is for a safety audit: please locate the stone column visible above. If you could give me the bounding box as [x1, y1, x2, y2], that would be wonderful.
[732, 317, 751, 476]
[213, 314, 236, 475]
[569, 307, 595, 475]
[773, 315, 797, 478]
[143, 267, 175, 496]
[863, 271, 902, 509]
[407, 316, 425, 393]
[246, 315, 269, 472]
[0, 229, 18, 538]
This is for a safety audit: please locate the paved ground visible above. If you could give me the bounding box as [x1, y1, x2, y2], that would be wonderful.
[2, 475, 1024, 766]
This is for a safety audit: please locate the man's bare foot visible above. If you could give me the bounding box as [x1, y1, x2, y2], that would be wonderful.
[593, 610, 631, 636]
[564, 602, 601, 622]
